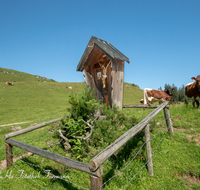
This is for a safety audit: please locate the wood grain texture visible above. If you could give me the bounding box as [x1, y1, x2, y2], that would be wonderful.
[145, 124, 153, 176]
[111, 59, 124, 109]
[83, 69, 96, 90]
[107, 63, 112, 107]
[6, 143, 13, 168]
[90, 175, 103, 190]
[163, 107, 174, 135]
[123, 105, 158, 108]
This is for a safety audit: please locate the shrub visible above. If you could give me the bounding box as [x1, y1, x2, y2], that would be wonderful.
[56, 85, 138, 160]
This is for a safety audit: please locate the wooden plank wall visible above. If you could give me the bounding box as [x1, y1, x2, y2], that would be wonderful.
[111, 59, 124, 109]
[92, 68, 104, 103]
[107, 64, 112, 107]
[83, 69, 98, 99]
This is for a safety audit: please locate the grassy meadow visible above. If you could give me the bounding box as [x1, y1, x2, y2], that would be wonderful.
[0, 68, 200, 190]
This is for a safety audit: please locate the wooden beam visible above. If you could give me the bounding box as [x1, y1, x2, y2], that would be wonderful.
[83, 70, 96, 90]
[111, 59, 124, 109]
[5, 118, 61, 139]
[123, 105, 158, 108]
[89, 101, 169, 171]
[145, 124, 153, 176]
[163, 107, 174, 135]
[6, 143, 13, 168]
[90, 170, 103, 190]
[5, 138, 102, 177]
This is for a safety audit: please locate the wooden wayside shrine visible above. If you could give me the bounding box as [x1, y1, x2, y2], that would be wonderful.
[77, 36, 130, 109]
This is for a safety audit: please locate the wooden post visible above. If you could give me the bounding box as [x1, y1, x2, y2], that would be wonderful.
[105, 78, 109, 108]
[90, 176, 102, 190]
[144, 124, 153, 176]
[90, 168, 103, 190]
[163, 106, 174, 135]
[6, 143, 13, 168]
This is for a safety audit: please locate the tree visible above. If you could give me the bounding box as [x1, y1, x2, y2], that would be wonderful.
[178, 85, 185, 102]
[172, 83, 178, 101]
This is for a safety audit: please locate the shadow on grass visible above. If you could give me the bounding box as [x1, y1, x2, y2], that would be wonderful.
[21, 157, 81, 190]
[103, 130, 146, 185]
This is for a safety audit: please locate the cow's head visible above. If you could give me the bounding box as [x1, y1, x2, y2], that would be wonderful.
[192, 75, 200, 90]
[164, 87, 174, 96]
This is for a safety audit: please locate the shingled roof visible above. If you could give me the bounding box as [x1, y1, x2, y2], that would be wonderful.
[77, 36, 130, 71]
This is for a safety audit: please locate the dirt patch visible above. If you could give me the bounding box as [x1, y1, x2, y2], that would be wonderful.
[173, 126, 188, 131]
[173, 117, 180, 121]
[10, 126, 22, 131]
[179, 172, 200, 187]
[187, 134, 200, 146]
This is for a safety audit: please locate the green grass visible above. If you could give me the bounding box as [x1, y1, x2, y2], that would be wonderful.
[1, 68, 200, 189]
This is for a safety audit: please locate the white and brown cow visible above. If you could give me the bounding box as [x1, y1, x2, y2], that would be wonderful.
[185, 75, 200, 108]
[66, 86, 72, 89]
[144, 88, 173, 105]
[6, 82, 13, 86]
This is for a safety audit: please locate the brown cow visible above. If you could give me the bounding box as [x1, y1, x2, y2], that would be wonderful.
[185, 75, 200, 108]
[144, 88, 173, 105]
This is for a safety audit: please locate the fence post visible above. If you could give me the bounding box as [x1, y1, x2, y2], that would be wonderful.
[145, 124, 153, 176]
[163, 106, 174, 135]
[6, 143, 13, 168]
[90, 168, 103, 190]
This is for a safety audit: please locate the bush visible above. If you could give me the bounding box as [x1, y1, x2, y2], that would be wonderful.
[56, 85, 138, 160]
[67, 85, 100, 121]
[92, 104, 138, 149]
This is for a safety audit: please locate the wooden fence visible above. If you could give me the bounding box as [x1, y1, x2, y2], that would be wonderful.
[4, 101, 173, 190]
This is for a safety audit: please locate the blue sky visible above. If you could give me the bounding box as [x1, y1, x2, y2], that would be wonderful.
[0, 0, 199, 90]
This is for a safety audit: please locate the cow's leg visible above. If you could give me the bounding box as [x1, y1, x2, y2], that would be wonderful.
[185, 98, 188, 108]
[192, 101, 195, 108]
[144, 90, 147, 105]
[195, 99, 199, 109]
[193, 97, 198, 108]
[147, 101, 151, 106]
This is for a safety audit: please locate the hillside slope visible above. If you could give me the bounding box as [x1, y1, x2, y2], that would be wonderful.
[0, 67, 56, 82]
[0, 68, 143, 125]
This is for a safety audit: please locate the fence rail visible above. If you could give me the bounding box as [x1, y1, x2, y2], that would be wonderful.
[4, 101, 173, 190]
[123, 104, 158, 108]
[4, 118, 61, 139]
[5, 138, 102, 177]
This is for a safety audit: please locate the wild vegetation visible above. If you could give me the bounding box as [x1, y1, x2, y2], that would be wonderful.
[55, 86, 138, 161]
[0, 68, 200, 190]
